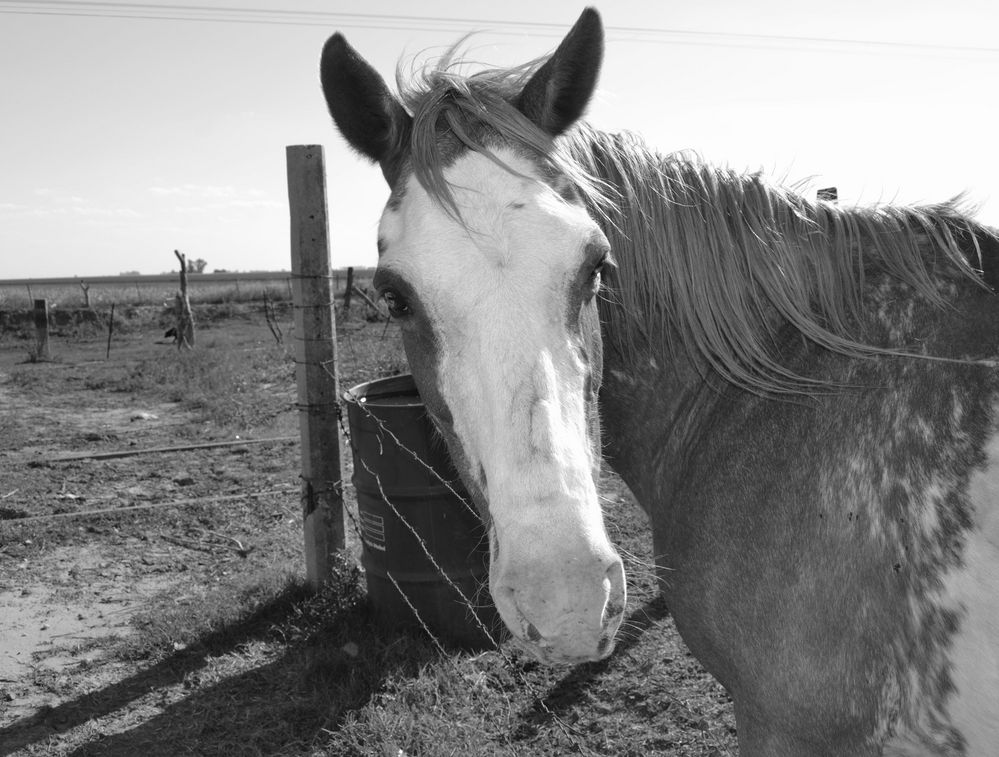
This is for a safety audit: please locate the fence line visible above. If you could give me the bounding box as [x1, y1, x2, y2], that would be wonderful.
[0, 270, 378, 310]
[0, 270, 375, 288]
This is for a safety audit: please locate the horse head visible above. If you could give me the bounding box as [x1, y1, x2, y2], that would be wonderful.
[321, 8, 626, 663]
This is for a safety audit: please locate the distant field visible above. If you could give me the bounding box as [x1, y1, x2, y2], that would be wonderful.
[0, 269, 376, 309]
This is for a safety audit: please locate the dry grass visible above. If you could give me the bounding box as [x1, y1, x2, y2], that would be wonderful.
[106, 339, 295, 430]
[0, 280, 291, 310]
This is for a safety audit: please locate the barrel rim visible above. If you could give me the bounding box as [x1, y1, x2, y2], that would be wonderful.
[343, 373, 422, 408]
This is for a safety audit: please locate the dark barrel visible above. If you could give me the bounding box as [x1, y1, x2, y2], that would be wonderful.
[344, 373, 498, 648]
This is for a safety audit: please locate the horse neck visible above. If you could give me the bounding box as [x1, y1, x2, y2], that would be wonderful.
[596, 312, 719, 512]
[569, 122, 995, 509]
[573, 131, 726, 503]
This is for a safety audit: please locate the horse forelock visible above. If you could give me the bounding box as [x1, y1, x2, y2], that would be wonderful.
[391, 48, 612, 223]
[561, 125, 997, 395]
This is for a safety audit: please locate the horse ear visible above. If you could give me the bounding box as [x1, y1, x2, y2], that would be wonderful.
[320, 33, 411, 179]
[516, 7, 604, 136]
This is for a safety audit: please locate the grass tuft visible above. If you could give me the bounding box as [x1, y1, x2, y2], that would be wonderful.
[80, 338, 295, 430]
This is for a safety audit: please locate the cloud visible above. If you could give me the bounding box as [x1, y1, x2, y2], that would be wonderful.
[0, 202, 141, 219]
[223, 199, 283, 209]
[71, 207, 142, 218]
[148, 184, 267, 200]
[31, 189, 86, 204]
[148, 185, 282, 215]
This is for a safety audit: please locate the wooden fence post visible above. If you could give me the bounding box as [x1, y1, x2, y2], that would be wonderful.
[287, 144, 345, 590]
[105, 303, 116, 360]
[33, 299, 50, 360]
[343, 266, 354, 311]
[173, 249, 195, 349]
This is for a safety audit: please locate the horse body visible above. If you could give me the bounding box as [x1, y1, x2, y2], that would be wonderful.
[321, 7, 999, 754]
[601, 296, 999, 754]
[589, 133, 999, 754]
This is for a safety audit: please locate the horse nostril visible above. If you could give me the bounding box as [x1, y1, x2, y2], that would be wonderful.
[603, 600, 624, 624]
[500, 586, 545, 644]
[602, 558, 627, 629]
[597, 635, 614, 656]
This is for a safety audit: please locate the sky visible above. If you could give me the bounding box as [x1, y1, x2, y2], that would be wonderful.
[1, 0, 998, 279]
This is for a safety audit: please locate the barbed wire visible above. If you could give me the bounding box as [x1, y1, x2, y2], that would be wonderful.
[331, 379, 600, 754]
[338, 382, 745, 753]
[295, 313, 731, 753]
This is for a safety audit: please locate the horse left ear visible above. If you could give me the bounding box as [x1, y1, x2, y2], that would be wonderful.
[320, 32, 412, 183]
[516, 7, 604, 136]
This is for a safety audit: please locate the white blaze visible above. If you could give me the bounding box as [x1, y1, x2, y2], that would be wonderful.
[378, 148, 598, 495]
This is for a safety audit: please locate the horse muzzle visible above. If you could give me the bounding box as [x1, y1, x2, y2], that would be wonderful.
[491, 546, 627, 664]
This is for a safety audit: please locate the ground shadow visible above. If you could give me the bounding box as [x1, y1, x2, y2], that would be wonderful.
[0, 585, 442, 757]
[539, 594, 671, 715]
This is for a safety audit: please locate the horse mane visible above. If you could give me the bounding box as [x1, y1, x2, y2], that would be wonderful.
[564, 126, 994, 392]
[394, 49, 994, 394]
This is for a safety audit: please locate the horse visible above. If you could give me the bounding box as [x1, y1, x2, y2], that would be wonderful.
[320, 8, 999, 755]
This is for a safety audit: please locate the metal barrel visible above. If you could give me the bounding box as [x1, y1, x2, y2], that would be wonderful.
[344, 374, 499, 649]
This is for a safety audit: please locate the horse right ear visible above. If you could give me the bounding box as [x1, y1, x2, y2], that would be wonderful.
[516, 8, 604, 136]
[320, 33, 411, 180]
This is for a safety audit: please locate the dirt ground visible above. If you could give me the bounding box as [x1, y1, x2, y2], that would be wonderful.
[0, 307, 737, 756]
[0, 311, 306, 735]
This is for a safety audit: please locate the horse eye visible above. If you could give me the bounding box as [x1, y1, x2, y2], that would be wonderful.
[381, 289, 411, 317]
[589, 254, 613, 285]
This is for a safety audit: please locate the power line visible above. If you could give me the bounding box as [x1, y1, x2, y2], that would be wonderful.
[1, 1, 998, 59]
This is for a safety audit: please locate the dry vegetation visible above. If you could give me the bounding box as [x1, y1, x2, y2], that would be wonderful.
[0, 271, 372, 312]
[0, 299, 736, 756]
[0, 280, 285, 312]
